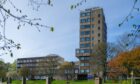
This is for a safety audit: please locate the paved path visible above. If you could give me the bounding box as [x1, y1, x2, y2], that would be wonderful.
[0, 82, 6, 84]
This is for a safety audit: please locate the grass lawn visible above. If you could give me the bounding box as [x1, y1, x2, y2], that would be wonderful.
[53, 80, 94, 84]
[11, 79, 134, 84]
[12, 80, 46, 84]
[12, 80, 94, 84]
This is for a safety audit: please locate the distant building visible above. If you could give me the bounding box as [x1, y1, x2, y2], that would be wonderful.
[76, 7, 107, 76]
[17, 54, 64, 79]
[57, 61, 80, 80]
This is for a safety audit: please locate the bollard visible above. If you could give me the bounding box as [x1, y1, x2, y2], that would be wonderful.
[95, 77, 102, 84]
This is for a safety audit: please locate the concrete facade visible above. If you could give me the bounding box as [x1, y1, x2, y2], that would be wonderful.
[76, 7, 107, 75]
[17, 54, 64, 79]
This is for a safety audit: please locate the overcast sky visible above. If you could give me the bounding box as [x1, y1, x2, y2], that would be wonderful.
[0, 0, 140, 63]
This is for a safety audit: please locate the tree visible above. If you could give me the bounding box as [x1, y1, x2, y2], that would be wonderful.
[6, 71, 19, 79]
[6, 71, 19, 83]
[38, 55, 62, 84]
[108, 46, 140, 79]
[91, 42, 120, 79]
[108, 55, 128, 79]
[117, 33, 137, 52]
[18, 66, 30, 77]
[5, 60, 18, 83]
[107, 33, 139, 79]
[9, 60, 17, 71]
[0, 60, 6, 82]
[18, 66, 30, 84]
[0, 0, 54, 56]
[59, 62, 76, 80]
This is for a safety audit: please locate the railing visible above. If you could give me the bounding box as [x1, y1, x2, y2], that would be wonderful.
[76, 48, 91, 57]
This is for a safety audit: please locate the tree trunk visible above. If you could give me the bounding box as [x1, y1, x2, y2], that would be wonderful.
[46, 77, 52, 84]
[0, 78, 2, 83]
[46, 77, 49, 84]
[49, 77, 53, 84]
[22, 76, 26, 84]
[7, 77, 12, 84]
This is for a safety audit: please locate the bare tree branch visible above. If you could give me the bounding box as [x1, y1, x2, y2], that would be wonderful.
[0, 0, 53, 56]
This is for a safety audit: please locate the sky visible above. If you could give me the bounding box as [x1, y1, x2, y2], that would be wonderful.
[0, 0, 140, 63]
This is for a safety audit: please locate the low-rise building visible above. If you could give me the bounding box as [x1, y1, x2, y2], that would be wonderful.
[17, 54, 64, 79]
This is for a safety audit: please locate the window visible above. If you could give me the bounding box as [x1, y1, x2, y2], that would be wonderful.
[85, 43, 90, 47]
[92, 24, 94, 28]
[85, 37, 90, 41]
[92, 18, 94, 22]
[86, 12, 90, 16]
[80, 25, 91, 29]
[92, 37, 94, 40]
[80, 69, 89, 73]
[85, 31, 90, 35]
[87, 18, 90, 22]
[76, 50, 79, 54]
[80, 38, 85, 42]
[84, 50, 90, 53]
[85, 57, 90, 60]
[79, 49, 84, 53]
[80, 44, 85, 48]
[98, 40, 100, 43]
[98, 20, 100, 24]
[92, 30, 94, 34]
[92, 44, 94, 47]
[79, 57, 85, 60]
[86, 69, 90, 73]
[80, 25, 85, 28]
[80, 31, 85, 35]
[85, 25, 91, 28]
[23, 60, 27, 63]
[80, 63, 89, 66]
[80, 19, 86, 23]
[80, 43, 90, 48]
[78, 49, 90, 54]
[98, 27, 100, 30]
[80, 37, 90, 42]
[81, 18, 91, 23]
[98, 14, 101, 17]
[80, 12, 90, 17]
[80, 13, 85, 17]
[80, 63, 85, 66]
[79, 56, 90, 60]
[85, 63, 89, 66]
[98, 33, 100, 37]
[80, 70, 84, 73]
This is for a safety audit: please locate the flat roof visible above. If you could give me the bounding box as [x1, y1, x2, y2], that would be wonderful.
[17, 54, 63, 60]
[80, 7, 103, 12]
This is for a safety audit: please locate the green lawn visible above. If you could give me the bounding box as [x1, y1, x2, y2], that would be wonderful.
[12, 80, 94, 84]
[11, 79, 135, 84]
[53, 80, 94, 84]
[12, 80, 45, 84]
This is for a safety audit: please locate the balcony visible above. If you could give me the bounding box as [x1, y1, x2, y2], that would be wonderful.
[76, 48, 91, 57]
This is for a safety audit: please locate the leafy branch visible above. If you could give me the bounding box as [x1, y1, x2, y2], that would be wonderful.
[71, 0, 88, 10]
[118, 0, 140, 27]
[28, 0, 53, 11]
[0, 0, 54, 57]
